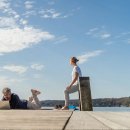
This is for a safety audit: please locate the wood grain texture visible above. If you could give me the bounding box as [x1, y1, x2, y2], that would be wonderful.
[65, 111, 109, 130]
[65, 111, 130, 130]
[0, 110, 72, 130]
[1, 110, 130, 130]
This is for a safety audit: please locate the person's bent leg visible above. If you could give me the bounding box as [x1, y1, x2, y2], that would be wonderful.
[32, 94, 41, 108]
[27, 95, 41, 109]
[64, 89, 69, 107]
[62, 84, 79, 110]
[27, 101, 40, 109]
[27, 89, 42, 109]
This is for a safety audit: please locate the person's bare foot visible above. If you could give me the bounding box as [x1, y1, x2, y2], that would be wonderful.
[31, 89, 41, 95]
[61, 106, 69, 110]
[29, 96, 33, 102]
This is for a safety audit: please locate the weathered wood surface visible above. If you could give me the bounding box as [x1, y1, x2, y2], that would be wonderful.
[1, 110, 130, 130]
[65, 111, 130, 130]
[0, 110, 72, 130]
[65, 111, 109, 130]
[79, 77, 93, 111]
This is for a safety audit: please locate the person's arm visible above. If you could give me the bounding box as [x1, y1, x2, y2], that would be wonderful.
[12, 94, 21, 109]
[67, 72, 79, 90]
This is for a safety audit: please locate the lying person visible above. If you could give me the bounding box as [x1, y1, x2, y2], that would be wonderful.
[2, 87, 41, 109]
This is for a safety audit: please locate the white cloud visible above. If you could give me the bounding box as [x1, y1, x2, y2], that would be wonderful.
[86, 28, 99, 35]
[24, 1, 34, 10]
[20, 19, 28, 25]
[87, 28, 130, 45]
[52, 13, 61, 18]
[1, 63, 45, 74]
[0, 0, 55, 55]
[0, 17, 17, 27]
[3, 65, 28, 74]
[0, 0, 20, 19]
[0, 0, 10, 10]
[39, 9, 61, 19]
[14, 14, 20, 19]
[77, 50, 104, 64]
[0, 27, 54, 54]
[23, 10, 36, 18]
[39, 9, 69, 19]
[86, 27, 111, 39]
[54, 36, 68, 44]
[100, 33, 111, 39]
[31, 64, 44, 71]
[0, 76, 24, 86]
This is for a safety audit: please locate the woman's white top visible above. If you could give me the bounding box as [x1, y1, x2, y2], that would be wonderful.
[72, 66, 82, 85]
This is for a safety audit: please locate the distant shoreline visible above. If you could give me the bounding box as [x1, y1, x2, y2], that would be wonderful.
[41, 97, 130, 107]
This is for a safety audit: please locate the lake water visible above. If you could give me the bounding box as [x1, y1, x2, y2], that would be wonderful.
[93, 107, 130, 112]
[42, 107, 130, 112]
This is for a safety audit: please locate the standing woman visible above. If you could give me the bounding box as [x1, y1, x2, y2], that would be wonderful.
[62, 57, 82, 110]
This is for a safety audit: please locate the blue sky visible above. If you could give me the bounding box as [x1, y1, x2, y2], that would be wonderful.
[0, 0, 130, 100]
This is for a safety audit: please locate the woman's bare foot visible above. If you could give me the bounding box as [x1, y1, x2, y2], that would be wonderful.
[61, 106, 69, 110]
[31, 89, 41, 95]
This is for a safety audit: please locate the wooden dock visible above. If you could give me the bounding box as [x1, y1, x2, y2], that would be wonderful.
[0, 110, 130, 130]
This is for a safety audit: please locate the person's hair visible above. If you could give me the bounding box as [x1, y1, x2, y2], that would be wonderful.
[71, 57, 79, 63]
[2, 87, 11, 94]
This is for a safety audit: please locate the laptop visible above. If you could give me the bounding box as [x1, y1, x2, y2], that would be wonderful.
[0, 101, 10, 109]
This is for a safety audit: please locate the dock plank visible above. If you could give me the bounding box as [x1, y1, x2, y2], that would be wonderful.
[0, 110, 72, 130]
[89, 112, 129, 129]
[65, 111, 109, 130]
[89, 112, 130, 129]
[1, 110, 130, 130]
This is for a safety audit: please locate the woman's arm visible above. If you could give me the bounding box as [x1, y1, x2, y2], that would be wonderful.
[66, 72, 79, 90]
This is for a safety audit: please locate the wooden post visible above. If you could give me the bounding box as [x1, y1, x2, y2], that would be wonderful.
[79, 77, 93, 111]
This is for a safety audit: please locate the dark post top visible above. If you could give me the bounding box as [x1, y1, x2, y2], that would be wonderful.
[79, 77, 89, 80]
